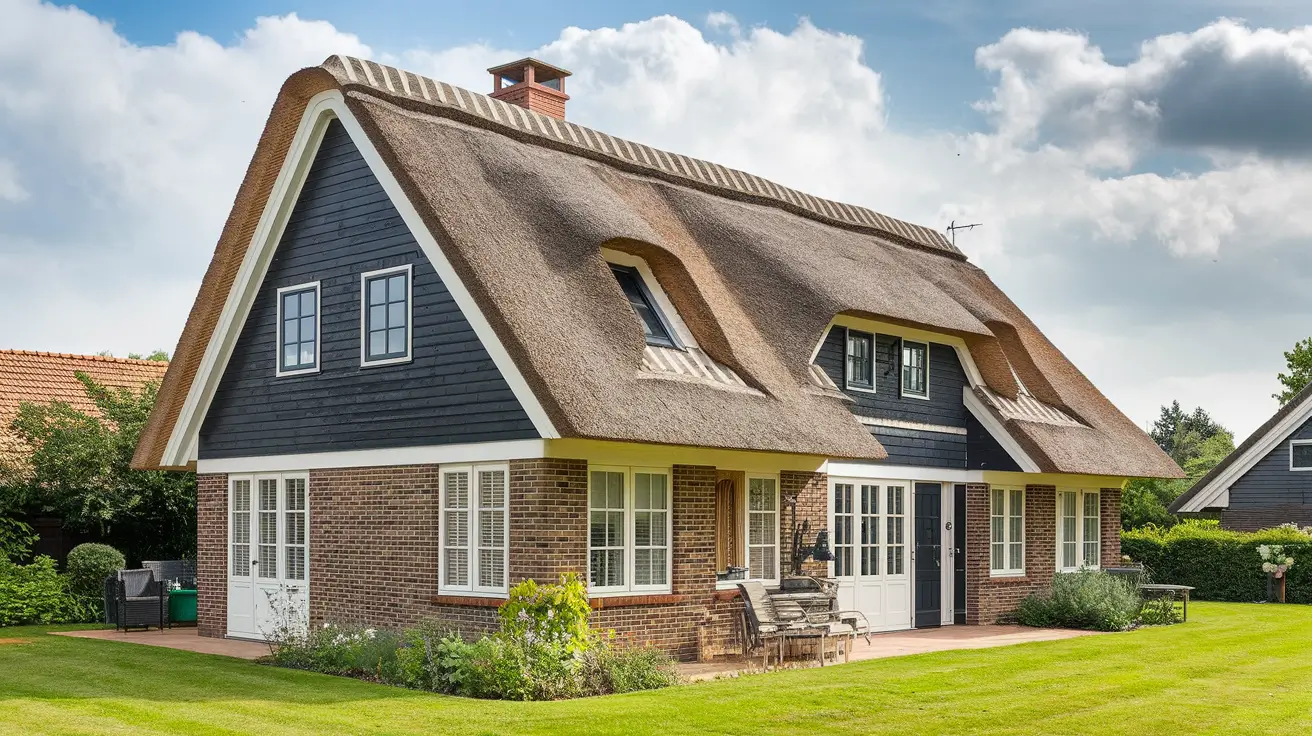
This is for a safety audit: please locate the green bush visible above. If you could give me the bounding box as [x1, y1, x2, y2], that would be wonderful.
[0, 518, 37, 562]
[65, 543, 125, 601]
[1121, 520, 1312, 602]
[0, 556, 86, 626]
[1016, 569, 1142, 631]
[264, 574, 681, 700]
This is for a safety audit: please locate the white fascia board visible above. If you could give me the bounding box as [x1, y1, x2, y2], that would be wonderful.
[197, 439, 548, 475]
[162, 91, 559, 466]
[1177, 400, 1312, 512]
[824, 461, 984, 484]
[962, 387, 1043, 474]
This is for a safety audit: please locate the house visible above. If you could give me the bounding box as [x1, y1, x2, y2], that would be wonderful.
[1, 350, 169, 560]
[1171, 383, 1312, 530]
[132, 56, 1180, 659]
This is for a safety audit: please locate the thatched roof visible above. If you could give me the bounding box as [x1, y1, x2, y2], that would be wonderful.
[132, 56, 1181, 479]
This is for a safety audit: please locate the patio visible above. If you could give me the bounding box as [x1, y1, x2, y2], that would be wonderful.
[52, 624, 1099, 679]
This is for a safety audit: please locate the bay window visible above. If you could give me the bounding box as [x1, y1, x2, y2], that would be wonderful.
[589, 466, 671, 594]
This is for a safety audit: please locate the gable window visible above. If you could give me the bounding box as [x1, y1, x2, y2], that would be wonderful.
[990, 488, 1025, 576]
[609, 264, 678, 348]
[361, 265, 412, 366]
[276, 282, 320, 376]
[901, 340, 928, 399]
[1291, 441, 1312, 471]
[1056, 490, 1100, 571]
[440, 463, 508, 595]
[845, 329, 874, 390]
[589, 466, 672, 594]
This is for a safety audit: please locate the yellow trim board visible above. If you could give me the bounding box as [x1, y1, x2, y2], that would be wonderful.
[982, 471, 1129, 490]
[545, 439, 826, 474]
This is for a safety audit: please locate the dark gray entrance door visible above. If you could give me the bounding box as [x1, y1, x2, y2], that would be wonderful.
[914, 482, 942, 628]
[954, 484, 967, 624]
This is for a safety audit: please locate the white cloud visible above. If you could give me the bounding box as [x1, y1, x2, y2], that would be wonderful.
[0, 4, 1307, 439]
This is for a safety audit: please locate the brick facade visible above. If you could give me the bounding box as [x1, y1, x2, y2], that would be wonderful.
[196, 459, 1124, 656]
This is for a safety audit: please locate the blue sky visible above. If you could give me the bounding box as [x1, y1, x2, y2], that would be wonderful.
[7, 0, 1312, 438]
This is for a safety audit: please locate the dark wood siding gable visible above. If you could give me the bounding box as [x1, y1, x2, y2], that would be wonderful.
[1226, 416, 1312, 509]
[199, 119, 538, 459]
[817, 326, 1017, 470]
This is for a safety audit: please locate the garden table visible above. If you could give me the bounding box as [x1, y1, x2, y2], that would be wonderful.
[1138, 583, 1194, 622]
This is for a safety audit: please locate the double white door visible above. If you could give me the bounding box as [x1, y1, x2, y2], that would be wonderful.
[227, 474, 308, 639]
[830, 480, 911, 632]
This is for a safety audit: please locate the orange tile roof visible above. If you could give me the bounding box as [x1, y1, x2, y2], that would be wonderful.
[0, 351, 169, 457]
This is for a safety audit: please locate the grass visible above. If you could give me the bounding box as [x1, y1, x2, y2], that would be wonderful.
[2, 603, 1311, 735]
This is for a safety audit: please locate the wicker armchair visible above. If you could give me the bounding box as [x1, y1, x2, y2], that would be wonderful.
[114, 569, 169, 631]
[142, 559, 197, 589]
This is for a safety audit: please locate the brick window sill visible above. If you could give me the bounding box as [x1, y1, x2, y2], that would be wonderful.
[430, 595, 506, 607]
[589, 594, 686, 609]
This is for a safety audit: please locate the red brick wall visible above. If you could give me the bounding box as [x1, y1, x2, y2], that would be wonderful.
[1101, 488, 1122, 568]
[196, 473, 228, 638]
[965, 484, 1058, 623]
[508, 458, 587, 584]
[309, 465, 443, 630]
[781, 470, 828, 577]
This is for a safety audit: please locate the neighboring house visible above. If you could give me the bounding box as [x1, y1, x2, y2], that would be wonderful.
[132, 56, 1180, 659]
[1, 350, 169, 560]
[1172, 383, 1312, 530]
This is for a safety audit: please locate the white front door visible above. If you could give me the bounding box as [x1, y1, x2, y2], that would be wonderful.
[227, 473, 308, 640]
[830, 479, 911, 632]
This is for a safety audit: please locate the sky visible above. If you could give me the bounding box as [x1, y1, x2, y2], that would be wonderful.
[3, 0, 1312, 442]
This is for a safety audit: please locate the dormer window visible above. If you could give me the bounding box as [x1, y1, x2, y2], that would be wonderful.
[845, 329, 873, 390]
[610, 264, 678, 348]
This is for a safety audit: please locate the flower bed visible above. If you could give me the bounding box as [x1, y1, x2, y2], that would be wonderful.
[262, 573, 681, 700]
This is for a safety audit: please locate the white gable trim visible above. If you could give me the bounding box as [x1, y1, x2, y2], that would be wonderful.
[962, 387, 1042, 473]
[1175, 397, 1312, 512]
[160, 90, 558, 467]
[197, 439, 547, 474]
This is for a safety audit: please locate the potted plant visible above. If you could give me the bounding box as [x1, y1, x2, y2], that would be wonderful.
[1258, 545, 1295, 603]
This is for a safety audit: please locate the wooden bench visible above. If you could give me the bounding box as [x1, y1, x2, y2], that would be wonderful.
[1138, 583, 1194, 622]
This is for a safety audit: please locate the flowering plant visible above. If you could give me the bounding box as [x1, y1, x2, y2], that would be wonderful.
[1258, 544, 1296, 578]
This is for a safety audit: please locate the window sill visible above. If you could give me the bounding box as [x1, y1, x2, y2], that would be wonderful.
[275, 367, 320, 378]
[361, 355, 413, 369]
[431, 594, 507, 607]
[845, 385, 877, 395]
[589, 593, 684, 609]
[988, 571, 1027, 580]
[899, 391, 930, 401]
[715, 578, 778, 591]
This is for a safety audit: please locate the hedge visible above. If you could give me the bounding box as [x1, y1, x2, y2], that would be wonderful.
[1121, 521, 1312, 603]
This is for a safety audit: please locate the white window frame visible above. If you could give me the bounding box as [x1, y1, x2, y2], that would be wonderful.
[438, 462, 509, 597]
[743, 474, 781, 586]
[588, 465, 673, 596]
[844, 328, 876, 393]
[227, 473, 309, 584]
[360, 264, 414, 367]
[900, 339, 929, 400]
[1290, 439, 1312, 471]
[1055, 489, 1101, 572]
[990, 487, 1025, 577]
[275, 281, 321, 377]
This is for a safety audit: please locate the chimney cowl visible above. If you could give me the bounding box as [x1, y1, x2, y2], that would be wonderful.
[488, 57, 572, 120]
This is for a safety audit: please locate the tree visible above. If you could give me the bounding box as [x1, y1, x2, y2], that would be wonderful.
[1125, 402, 1236, 530]
[1275, 337, 1312, 405]
[0, 373, 195, 563]
[127, 351, 169, 362]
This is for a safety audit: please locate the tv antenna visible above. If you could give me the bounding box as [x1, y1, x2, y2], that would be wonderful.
[947, 220, 982, 247]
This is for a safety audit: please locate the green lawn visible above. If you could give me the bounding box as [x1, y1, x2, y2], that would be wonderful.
[2, 603, 1310, 735]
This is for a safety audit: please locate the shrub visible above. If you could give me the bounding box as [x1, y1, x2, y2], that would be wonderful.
[0, 556, 86, 626]
[1016, 569, 1141, 631]
[1121, 520, 1312, 602]
[498, 573, 592, 653]
[65, 543, 125, 601]
[578, 641, 682, 695]
[0, 518, 37, 562]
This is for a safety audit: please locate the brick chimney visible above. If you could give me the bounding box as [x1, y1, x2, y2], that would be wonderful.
[488, 58, 571, 120]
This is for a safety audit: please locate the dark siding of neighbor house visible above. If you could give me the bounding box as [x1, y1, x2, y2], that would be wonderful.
[816, 326, 1017, 469]
[199, 120, 538, 459]
[1212, 417, 1312, 529]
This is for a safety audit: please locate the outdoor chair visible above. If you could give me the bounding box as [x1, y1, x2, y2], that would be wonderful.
[142, 559, 197, 590]
[114, 568, 169, 632]
[738, 581, 789, 666]
[739, 580, 864, 666]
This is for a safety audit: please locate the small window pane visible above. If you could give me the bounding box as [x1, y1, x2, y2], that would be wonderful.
[389, 274, 406, 301]
[300, 291, 315, 316]
[388, 301, 406, 327]
[609, 265, 674, 347]
[370, 305, 387, 330]
[370, 278, 386, 306]
[284, 319, 299, 343]
[300, 316, 315, 340]
[1294, 444, 1312, 469]
[369, 331, 386, 358]
[388, 328, 406, 355]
